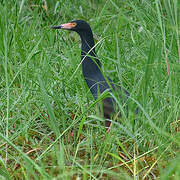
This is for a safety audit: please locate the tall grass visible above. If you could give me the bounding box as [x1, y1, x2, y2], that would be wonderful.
[0, 0, 179, 179]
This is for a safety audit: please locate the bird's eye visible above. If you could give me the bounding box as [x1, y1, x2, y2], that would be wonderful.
[71, 22, 77, 27]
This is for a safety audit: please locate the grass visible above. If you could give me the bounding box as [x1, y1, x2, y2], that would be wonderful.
[0, 0, 179, 179]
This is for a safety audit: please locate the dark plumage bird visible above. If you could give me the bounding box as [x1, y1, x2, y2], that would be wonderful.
[52, 20, 128, 128]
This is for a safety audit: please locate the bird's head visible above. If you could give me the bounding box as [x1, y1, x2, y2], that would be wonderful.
[52, 20, 91, 33]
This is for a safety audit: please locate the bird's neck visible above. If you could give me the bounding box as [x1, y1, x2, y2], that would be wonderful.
[79, 31, 101, 67]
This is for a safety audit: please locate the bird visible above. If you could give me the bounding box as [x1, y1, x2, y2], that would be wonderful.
[52, 20, 128, 128]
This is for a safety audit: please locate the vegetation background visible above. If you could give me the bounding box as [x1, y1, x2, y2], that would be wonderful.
[0, 0, 179, 179]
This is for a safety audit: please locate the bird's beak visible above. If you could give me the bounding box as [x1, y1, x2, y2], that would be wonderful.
[52, 22, 77, 30]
